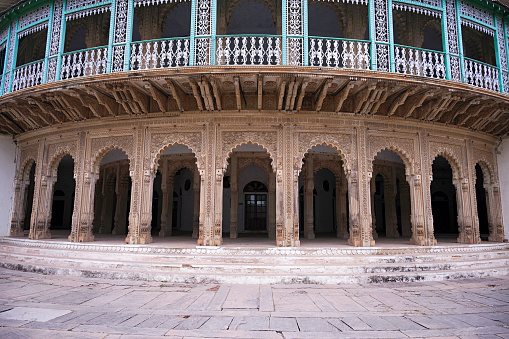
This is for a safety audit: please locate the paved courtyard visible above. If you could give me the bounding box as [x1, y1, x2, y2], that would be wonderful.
[0, 268, 507, 338]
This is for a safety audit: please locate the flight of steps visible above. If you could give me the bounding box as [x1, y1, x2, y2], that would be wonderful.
[0, 237, 508, 284]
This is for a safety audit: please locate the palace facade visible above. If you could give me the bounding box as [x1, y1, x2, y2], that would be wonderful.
[0, 0, 507, 247]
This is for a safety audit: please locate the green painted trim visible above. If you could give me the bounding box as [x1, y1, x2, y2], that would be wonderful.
[455, 0, 466, 82]
[311, 36, 371, 43]
[63, 1, 112, 15]
[211, 0, 216, 66]
[42, 0, 54, 84]
[106, 0, 117, 73]
[282, 0, 287, 65]
[56, 0, 67, 81]
[394, 43, 445, 54]
[217, 34, 282, 38]
[189, 0, 197, 66]
[8, 18, 20, 93]
[62, 45, 108, 56]
[0, 0, 53, 32]
[504, 19, 509, 72]
[0, 24, 12, 95]
[441, 0, 451, 80]
[124, 0, 133, 71]
[493, 16, 504, 92]
[303, 0, 308, 66]
[464, 56, 497, 67]
[459, 14, 496, 30]
[13, 57, 46, 70]
[392, 0, 442, 10]
[388, 0, 395, 72]
[16, 18, 49, 34]
[369, 0, 376, 70]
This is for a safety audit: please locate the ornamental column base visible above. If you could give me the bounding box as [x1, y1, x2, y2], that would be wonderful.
[410, 234, 436, 246]
[457, 232, 480, 244]
[126, 233, 152, 244]
[488, 233, 504, 242]
[68, 229, 94, 242]
[10, 224, 24, 237]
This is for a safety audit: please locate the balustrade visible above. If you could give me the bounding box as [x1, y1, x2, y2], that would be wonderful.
[12, 59, 44, 91]
[60, 47, 108, 80]
[216, 36, 282, 66]
[1, 0, 509, 94]
[463, 58, 500, 92]
[308, 38, 370, 70]
[130, 38, 190, 70]
[394, 45, 446, 79]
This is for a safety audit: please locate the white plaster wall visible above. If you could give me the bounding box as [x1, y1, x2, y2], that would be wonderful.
[498, 137, 509, 240]
[0, 135, 16, 236]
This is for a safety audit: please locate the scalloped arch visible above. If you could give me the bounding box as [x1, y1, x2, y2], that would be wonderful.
[475, 160, 493, 184]
[370, 146, 412, 176]
[21, 159, 36, 182]
[153, 142, 199, 173]
[224, 141, 276, 173]
[92, 146, 131, 174]
[430, 152, 461, 180]
[297, 142, 349, 175]
[48, 152, 75, 177]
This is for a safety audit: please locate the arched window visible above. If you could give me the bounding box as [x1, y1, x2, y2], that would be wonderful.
[244, 181, 268, 192]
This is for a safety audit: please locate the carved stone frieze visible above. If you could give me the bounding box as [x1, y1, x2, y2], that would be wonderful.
[220, 130, 278, 171]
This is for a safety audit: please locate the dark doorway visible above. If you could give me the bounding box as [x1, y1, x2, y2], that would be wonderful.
[244, 181, 268, 231]
[475, 164, 490, 239]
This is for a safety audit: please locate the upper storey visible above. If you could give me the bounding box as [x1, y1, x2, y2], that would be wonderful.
[0, 0, 509, 137]
[1, 0, 509, 91]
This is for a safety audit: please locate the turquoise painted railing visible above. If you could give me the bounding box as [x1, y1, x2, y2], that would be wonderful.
[0, 0, 508, 94]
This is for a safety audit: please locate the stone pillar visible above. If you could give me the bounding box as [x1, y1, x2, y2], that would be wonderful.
[112, 178, 129, 235]
[92, 177, 103, 233]
[279, 123, 299, 247]
[399, 180, 412, 237]
[352, 126, 375, 247]
[454, 178, 477, 244]
[346, 170, 362, 246]
[303, 156, 314, 239]
[69, 132, 95, 242]
[466, 141, 481, 244]
[268, 171, 276, 240]
[384, 170, 399, 238]
[230, 153, 238, 238]
[192, 169, 200, 238]
[31, 175, 55, 239]
[10, 178, 27, 236]
[486, 184, 505, 242]
[28, 142, 45, 240]
[198, 123, 221, 246]
[370, 177, 378, 239]
[159, 161, 172, 237]
[336, 185, 349, 239]
[126, 128, 154, 245]
[408, 174, 435, 245]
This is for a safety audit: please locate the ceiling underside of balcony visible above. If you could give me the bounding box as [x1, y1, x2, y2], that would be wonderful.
[0, 67, 508, 137]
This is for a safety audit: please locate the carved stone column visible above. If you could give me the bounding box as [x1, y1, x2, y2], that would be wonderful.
[399, 180, 412, 237]
[213, 168, 225, 245]
[486, 184, 505, 242]
[347, 171, 363, 246]
[28, 142, 45, 240]
[230, 153, 238, 238]
[69, 132, 95, 242]
[192, 169, 200, 239]
[454, 178, 477, 244]
[280, 124, 299, 246]
[370, 177, 378, 239]
[268, 171, 276, 240]
[303, 156, 314, 239]
[336, 185, 349, 239]
[112, 179, 129, 235]
[10, 179, 28, 236]
[31, 175, 55, 239]
[275, 168, 285, 246]
[159, 161, 172, 237]
[408, 174, 435, 245]
[126, 128, 154, 245]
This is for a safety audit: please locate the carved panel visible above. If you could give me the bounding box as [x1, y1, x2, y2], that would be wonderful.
[237, 156, 273, 177]
[472, 147, 496, 184]
[19, 146, 39, 180]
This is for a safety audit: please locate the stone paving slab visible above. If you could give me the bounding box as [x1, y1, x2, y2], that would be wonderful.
[0, 267, 508, 338]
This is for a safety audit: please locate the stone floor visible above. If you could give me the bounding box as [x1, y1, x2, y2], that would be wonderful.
[0, 268, 507, 338]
